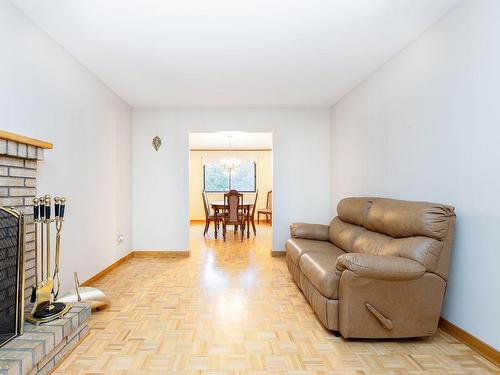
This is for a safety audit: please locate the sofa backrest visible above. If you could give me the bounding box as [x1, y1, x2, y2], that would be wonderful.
[329, 197, 455, 280]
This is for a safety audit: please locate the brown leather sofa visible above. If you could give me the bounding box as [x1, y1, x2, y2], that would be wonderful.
[286, 197, 455, 339]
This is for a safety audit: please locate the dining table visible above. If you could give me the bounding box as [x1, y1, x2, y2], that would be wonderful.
[210, 200, 254, 239]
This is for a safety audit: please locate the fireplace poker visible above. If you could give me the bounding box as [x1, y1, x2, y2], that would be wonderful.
[52, 197, 64, 299]
[45, 195, 51, 278]
[31, 198, 39, 302]
[39, 196, 45, 281]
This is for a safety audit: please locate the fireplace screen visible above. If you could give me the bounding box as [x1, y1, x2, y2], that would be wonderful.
[0, 207, 25, 348]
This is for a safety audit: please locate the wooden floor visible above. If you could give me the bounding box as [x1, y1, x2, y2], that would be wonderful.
[54, 223, 499, 374]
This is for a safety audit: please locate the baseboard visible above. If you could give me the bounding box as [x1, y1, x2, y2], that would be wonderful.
[80, 252, 133, 286]
[439, 317, 499, 366]
[270, 250, 285, 257]
[80, 250, 190, 286]
[131, 250, 190, 258]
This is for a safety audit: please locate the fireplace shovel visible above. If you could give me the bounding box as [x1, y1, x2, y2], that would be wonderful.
[57, 272, 110, 310]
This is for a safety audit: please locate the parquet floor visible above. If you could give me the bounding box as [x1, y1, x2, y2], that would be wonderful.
[53, 223, 499, 374]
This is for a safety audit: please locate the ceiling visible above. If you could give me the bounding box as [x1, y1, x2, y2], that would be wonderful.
[190, 132, 272, 149]
[11, 0, 459, 108]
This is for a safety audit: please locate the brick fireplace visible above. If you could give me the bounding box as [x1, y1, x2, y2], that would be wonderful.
[0, 134, 46, 308]
[0, 131, 90, 375]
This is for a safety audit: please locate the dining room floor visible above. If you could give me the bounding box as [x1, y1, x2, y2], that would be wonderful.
[52, 222, 498, 374]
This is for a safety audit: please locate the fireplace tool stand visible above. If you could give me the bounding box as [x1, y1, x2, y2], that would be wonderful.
[26, 195, 71, 324]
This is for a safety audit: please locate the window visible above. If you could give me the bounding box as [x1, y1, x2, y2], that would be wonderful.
[204, 161, 256, 192]
[203, 163, 229, 192]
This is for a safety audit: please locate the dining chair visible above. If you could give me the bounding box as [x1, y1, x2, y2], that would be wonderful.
[202, 192, 222, 236]
[250, 190, 259, 235]
[257, 190, 272, 225]
[222, 190, 245, 241]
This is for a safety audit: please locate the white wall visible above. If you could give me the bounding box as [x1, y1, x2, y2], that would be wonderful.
[133, 109, 331, 252]
[189, 150, 272, 220]
[330, 0, 500, 348]
[0, 1, 133, 293]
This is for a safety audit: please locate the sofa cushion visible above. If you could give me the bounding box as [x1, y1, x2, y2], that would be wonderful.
[337, 197, 455, 241]
[337, 197, 373, 227]
[285, 238, 339, 265]
[329, 217, 368, 249]
[299, 248, 344, 299]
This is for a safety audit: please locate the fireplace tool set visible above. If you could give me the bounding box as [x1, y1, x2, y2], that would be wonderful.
[26, 195, 71, 324]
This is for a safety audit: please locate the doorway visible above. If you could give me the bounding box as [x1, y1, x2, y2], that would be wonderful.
[188, 131, 273, 249]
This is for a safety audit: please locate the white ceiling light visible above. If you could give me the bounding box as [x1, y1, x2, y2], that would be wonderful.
[219, 136, 241, 174]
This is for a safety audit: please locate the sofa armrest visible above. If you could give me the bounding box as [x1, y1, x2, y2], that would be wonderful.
[336, 253, 426, 281]
[290, 223, 329, 241]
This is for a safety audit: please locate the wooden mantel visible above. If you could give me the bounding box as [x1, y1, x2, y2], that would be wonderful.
[0, 130, 53, 149]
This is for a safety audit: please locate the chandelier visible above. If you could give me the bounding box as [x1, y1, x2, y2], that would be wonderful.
[219, 135, 241, 173]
